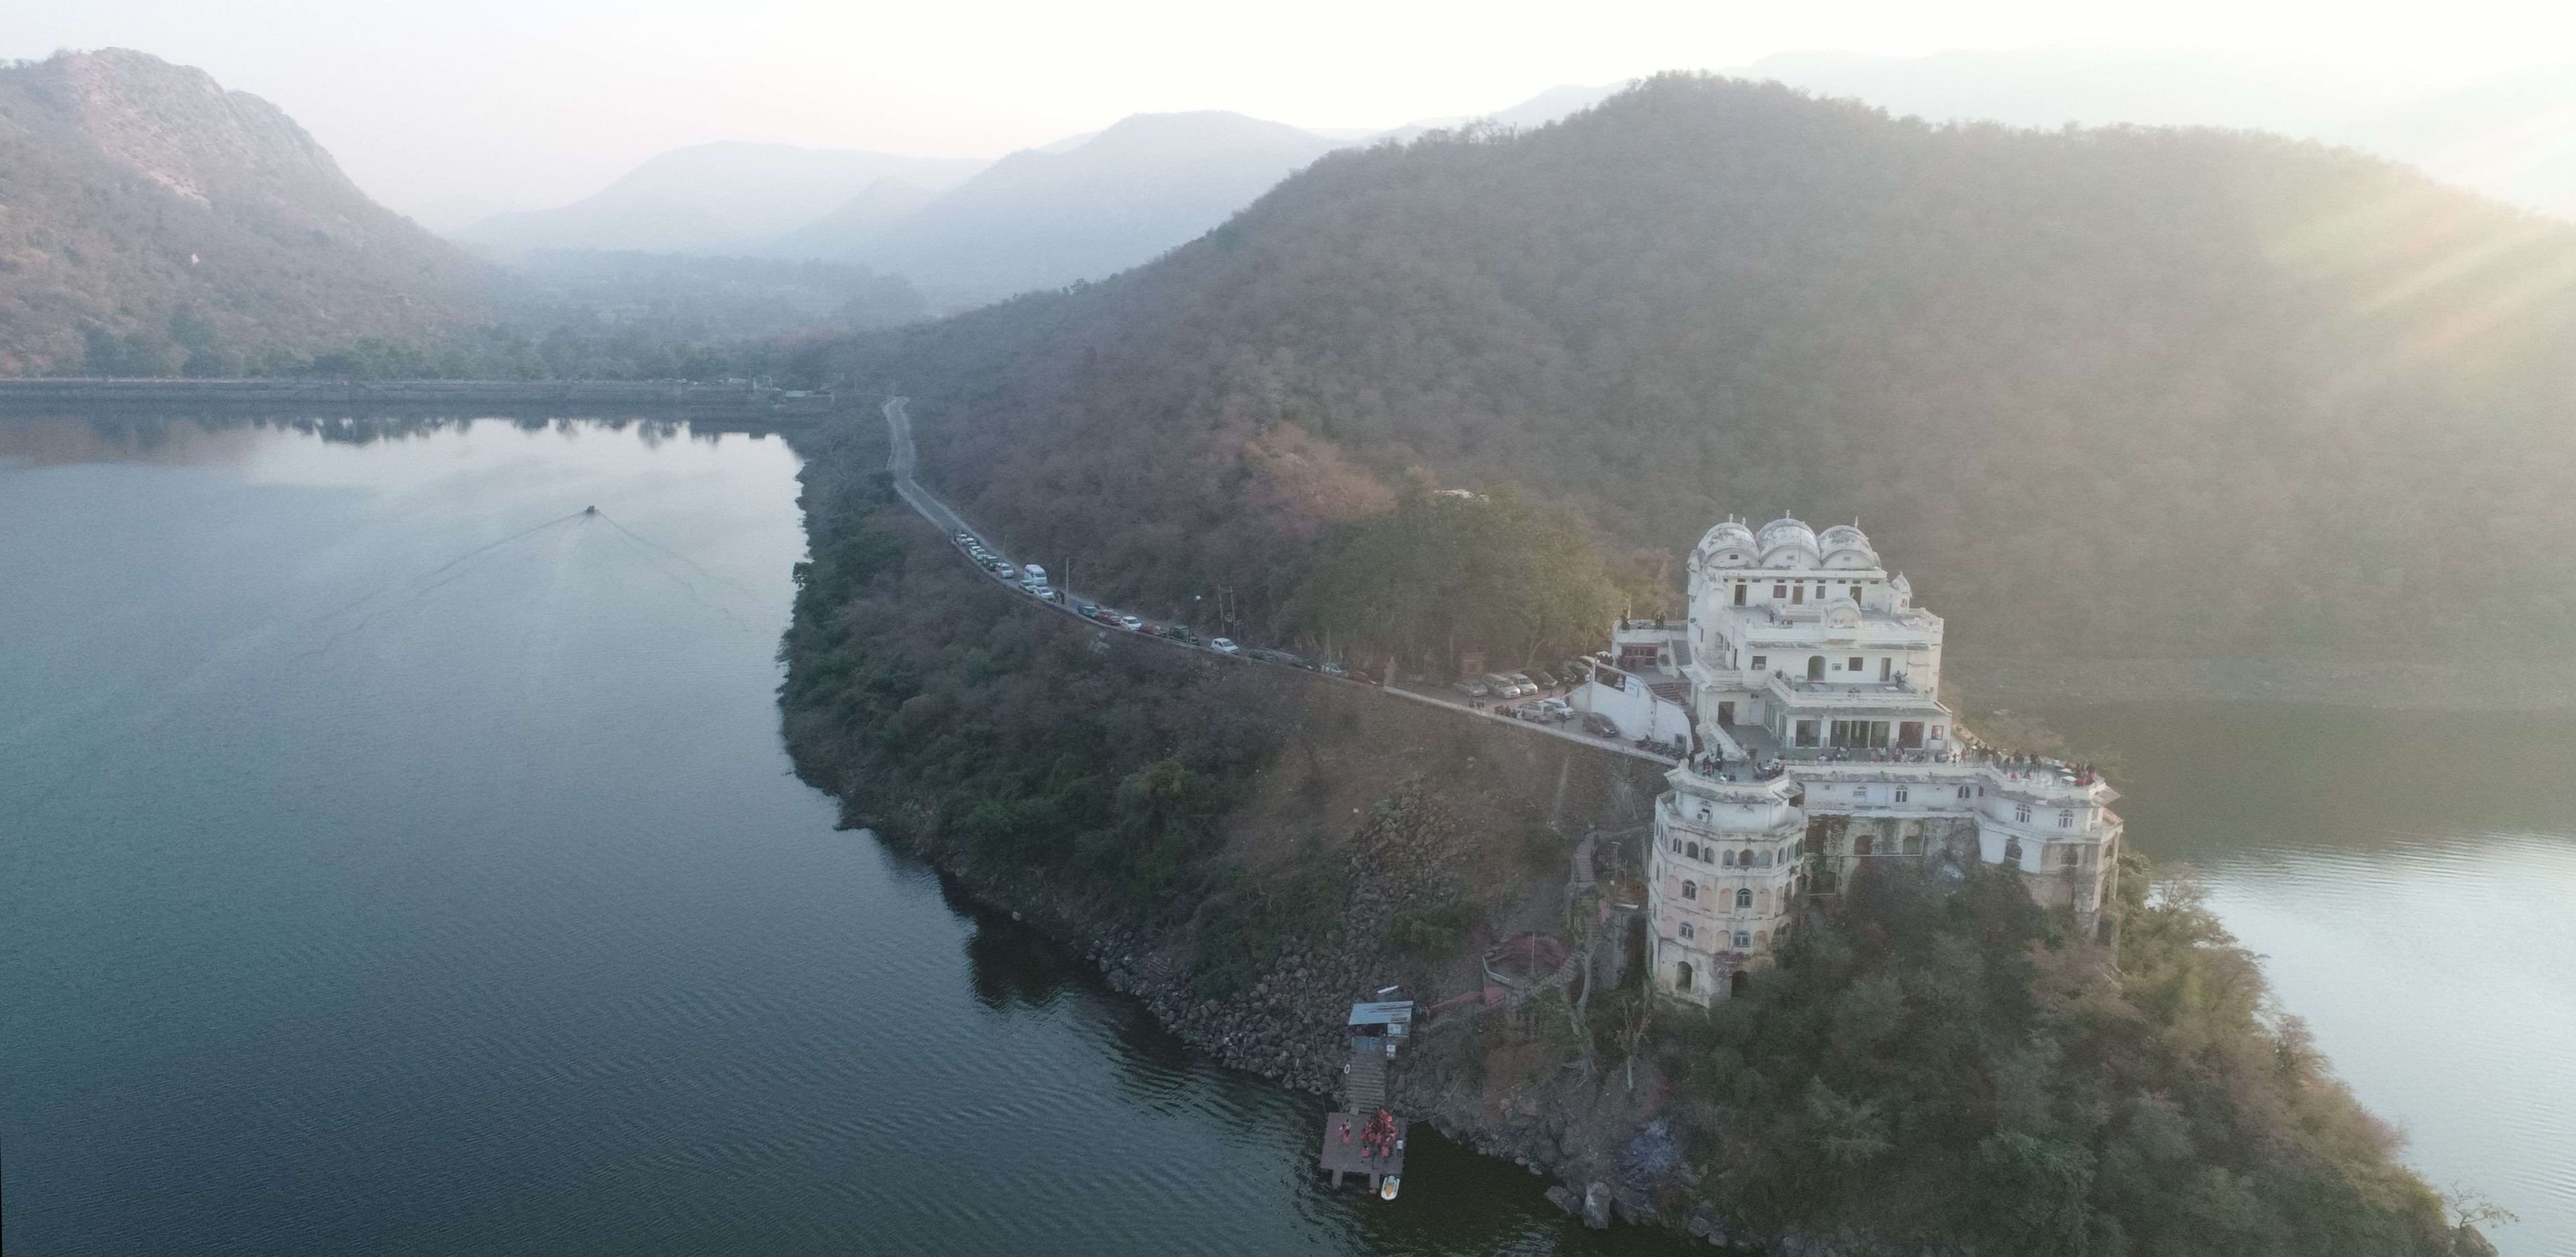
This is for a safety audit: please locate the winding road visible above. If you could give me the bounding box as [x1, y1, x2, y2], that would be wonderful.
[875, 397, 1675, 767]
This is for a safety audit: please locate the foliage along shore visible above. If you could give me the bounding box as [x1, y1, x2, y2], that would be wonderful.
[776, 425, 2500, 1256]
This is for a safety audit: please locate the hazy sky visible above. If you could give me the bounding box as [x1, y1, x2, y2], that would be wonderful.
[13, 1, 2571, 225]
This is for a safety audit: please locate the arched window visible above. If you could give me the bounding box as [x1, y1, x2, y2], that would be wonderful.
[2015, 804, 2033, 824]
[1682, 881, 1697, 899]
[1807, 655, 1827, 681]
[1685, 842, 1701, 861]
[2004, 838, 2023, 865]
[2058, 809, 2075, 827]
[1718, 848, 1733, 867]
[1758, 850, 1773, 868]
[1735, 888, 1753, 910]
[1902, 835, 1922, 855]
[1675, 962, 1693, 991]
[1854, 833, 1873, 856]
[1738, 848, 1753, 866]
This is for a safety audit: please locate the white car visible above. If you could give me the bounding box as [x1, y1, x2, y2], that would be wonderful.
[1118, 614, 1143, 631]
[1210, 637, 1240, 654]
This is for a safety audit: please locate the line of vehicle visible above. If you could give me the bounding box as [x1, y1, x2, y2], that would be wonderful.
[875, 397, 1676, 767]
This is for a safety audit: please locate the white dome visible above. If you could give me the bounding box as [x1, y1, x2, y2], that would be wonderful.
[1756, 517, 1819, 567]
[1817, 523, 1878, 569]
[1695, 519, 1757, 569]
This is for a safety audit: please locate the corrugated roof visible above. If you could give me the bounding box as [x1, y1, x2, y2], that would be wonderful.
[1348, 1000, 1413, 1027]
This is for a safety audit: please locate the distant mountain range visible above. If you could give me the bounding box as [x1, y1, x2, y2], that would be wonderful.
[455, 88, 1619, 310]
[801, 111, 1345, 308]
[452, 142, 986, 258]
[0, 50, 491, 376]
[1727, 48, 2576, 222]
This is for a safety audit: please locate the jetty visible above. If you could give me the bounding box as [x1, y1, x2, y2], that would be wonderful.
[1318, 999, 1412, 1197]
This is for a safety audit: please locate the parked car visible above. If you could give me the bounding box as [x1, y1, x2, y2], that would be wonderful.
[1484, 673, 1529, 698]
[1529, 669, 1556, 690]
[1320, 661, 1349, 678]
[1537, 698, 1575, 721]
[1138, 622, 1164, 637]
[1022, 564, 1048, 586]
[1118, 614, 1143, 631]
[953, 531, 973, 545]
[1210, 637, 1240, 654]
[994, 563, 1019, 580]
[1455, 680, 1491, 699]
[1167, 624, 1199, 645]
[1508, 671, 1536, 694]
[1076, 601, 1098, 617]
[1581, 712, 1620, 738]
[1024, 582, 1053, 598]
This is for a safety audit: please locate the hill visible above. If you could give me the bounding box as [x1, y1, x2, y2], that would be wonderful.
[0, 49, 493, 376]
[825, 111, 1344, 307]
[454, 142, 985, 258]
[810, 74, 2576, 679]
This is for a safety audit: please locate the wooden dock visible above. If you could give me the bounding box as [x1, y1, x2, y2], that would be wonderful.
[1319, 1029, 1406, 1193]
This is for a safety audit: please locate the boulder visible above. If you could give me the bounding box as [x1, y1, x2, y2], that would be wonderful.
[1582, 1181, 1613, 1229]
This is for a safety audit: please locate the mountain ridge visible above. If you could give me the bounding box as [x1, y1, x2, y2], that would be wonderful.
[0, 48, 491, 375]
[811, 73, 2576, 675]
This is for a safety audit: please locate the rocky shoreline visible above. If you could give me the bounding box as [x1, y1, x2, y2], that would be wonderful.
[842, 807, 1920, 1255]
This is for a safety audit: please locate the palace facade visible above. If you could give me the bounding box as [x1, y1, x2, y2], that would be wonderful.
[1585, 516, 2121, 1005]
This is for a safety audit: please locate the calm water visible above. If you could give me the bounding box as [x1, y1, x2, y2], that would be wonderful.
[2047, 705, 2576, 1255]
[0, 415, 1681, 1257]
[1, 418, 2565, 1256]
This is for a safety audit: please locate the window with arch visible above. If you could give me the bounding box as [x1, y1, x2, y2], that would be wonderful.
[1697, 806, 1712, 822]
[1758, 850, 1773, 868]
[1685, 842, 1701, 861]
[1675, 962, 1693, 991]
[1854, 834, 1873, 856]
[1806, 655, 1826, 681]
[1719, 849, 1734, 867]
[2015, 804, 2033, 824]
[1902, 835, 1922, 855]
[1735, 888, 1753, 910]
[2004, 838, 2023, 864]
[1682, 881, 1697, 899]
[2058, 809, 2075, 827]
[1670, 837, 1681, 854]
[1957, 785, 1972, 800]
[2062, 847, 2082, 867]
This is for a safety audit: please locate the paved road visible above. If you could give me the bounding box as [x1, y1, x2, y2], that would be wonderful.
[874, 397, 1675, 769]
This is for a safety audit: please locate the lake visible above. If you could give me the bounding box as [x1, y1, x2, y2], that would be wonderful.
[1, 415, 2566, 1256]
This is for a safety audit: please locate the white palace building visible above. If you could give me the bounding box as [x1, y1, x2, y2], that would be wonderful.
[1576, 515, 2123, 1005]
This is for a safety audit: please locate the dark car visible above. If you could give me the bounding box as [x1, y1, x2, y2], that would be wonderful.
[1076, 602, 1098, 617]
[1530, 669, 1557, 690]
[1167, 625, 1199, 645]
[1582, 713, 1620, 739]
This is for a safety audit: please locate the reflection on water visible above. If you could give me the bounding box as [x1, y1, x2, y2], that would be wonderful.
[2049, 704, 2576, 1256]
[0, 415, 1688, 1257]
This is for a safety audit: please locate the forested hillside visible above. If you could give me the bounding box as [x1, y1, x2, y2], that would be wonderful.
[816, 74, 2576, 671]
[0, 50, 493, 376]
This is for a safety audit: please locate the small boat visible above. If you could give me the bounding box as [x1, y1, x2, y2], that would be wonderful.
[1379, 1175, 1400, 1201]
